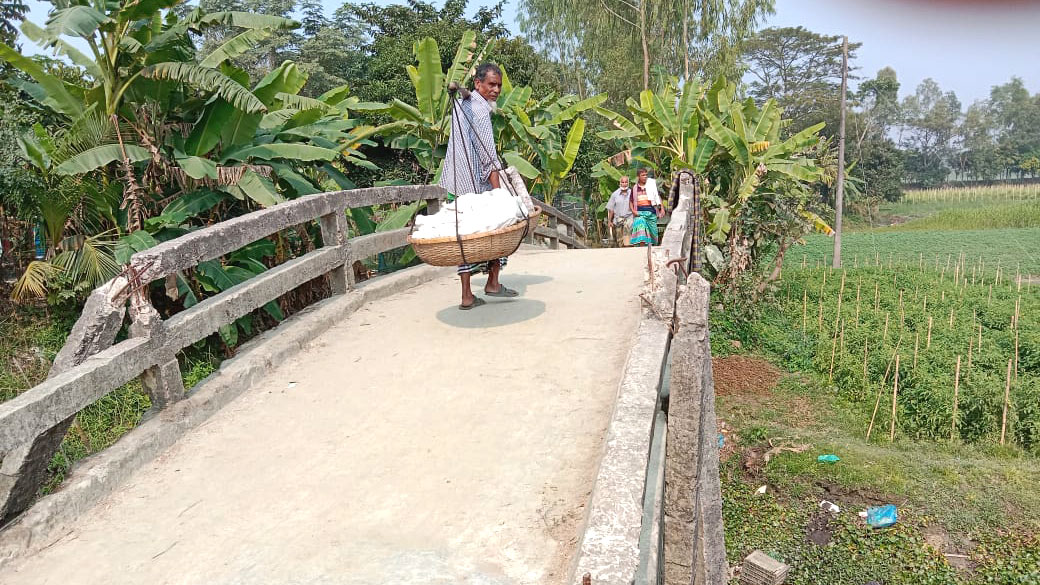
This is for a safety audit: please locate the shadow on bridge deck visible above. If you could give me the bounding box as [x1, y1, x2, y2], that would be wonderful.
[3, 248, 647, 585]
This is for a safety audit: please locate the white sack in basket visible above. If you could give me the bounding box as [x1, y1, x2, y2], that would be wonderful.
[412, 188, 528, 240]
[412, 168, 536, 240]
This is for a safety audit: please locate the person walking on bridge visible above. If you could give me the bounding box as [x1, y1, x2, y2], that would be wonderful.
[439, 63, 520, 310]
[606, 175, 634, 247]
[629, 168, 663, 246]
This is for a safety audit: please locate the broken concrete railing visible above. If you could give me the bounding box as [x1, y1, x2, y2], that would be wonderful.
[0, 184, 445, 525]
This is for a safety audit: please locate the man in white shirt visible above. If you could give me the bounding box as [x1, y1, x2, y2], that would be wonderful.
[606, 176, 634, 247]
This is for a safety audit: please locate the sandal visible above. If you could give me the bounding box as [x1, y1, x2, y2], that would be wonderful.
[459, 297, 486, 310]
[484, 285, 519, 298]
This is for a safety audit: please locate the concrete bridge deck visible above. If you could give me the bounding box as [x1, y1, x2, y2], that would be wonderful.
[3, 248, 647, 585]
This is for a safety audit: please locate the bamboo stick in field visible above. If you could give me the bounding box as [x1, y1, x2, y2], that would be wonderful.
[972, 265, 976, 286]
[927, 316, 933, 349]
[978, 324, 982, 352]
[1017, 263, 1021, 292]
[855, 255, 859, 268]
[823, 267, 827, 286]
[935, 254, 939, 271]
[967, 334, 973, 375]
[988, 284, 993, 305]
[863, 337, 869, 378]
[952, 355, 961, 440]
[923, 295, 928, 313]
[818, 295, 825, 336]
[829, 325, 839, 382]
[867, 347, 899, 440]
[1015, 329, 1020, 382]
[802, 255, 807, 269]
[946, 253, 952, 272]
[840, 319, 846, 354]
[890, 354, 900, 442]
[874, 282, 880, 314]
[899, 289, 905, 326]
[883, 312, 890, 344]
[913, 331, 920, 370]
[949, 307, 955, 329]
[802, 290, 808, 333]
[1001, 358, 1012, 446]
[919, 252, 923, 270]
[855, 284, 861, 324]
[940, 268, 946, 284]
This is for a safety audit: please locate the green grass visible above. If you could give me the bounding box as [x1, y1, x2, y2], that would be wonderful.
[717, 372, 1040, 584]
[789, 227, 1040, 276]
[1, 301, 224, 497]
[886, 201, 1040, 231]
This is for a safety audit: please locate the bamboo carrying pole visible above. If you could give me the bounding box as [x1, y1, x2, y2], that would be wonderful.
[890, 354, 900, 441]
[1001, 358, 1012, 446]
[951, 355, 961, 440]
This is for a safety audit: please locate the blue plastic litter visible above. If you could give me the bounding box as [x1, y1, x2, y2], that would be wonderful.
[718, 434, 725, 448]
[866, 505, 898, 528]
[817, 454, 841, 463]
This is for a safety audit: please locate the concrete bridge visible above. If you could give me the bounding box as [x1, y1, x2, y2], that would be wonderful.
[0, 179, 725, 584]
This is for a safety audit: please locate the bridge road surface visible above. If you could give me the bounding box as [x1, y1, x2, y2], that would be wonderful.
[4, 248, 647, 585]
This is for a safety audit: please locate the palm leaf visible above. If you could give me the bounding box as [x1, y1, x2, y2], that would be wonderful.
[45, 6, 112, 38]
[252, 61, 307, 107]
[54, 144, 150, 175]
[11, 261, 61, 302]
[446, 29, 477, 87]
[412, 37, 443, 123]
[226, 169, 284, 207]
[228, 143, 339, 162]
[503, 151, 540, 179]
[142, 62, 266, 113]
[196, 11, 297, 30]
[0, 43, 83, 117]
[558, 118, 585, 176]
[703, 109, 748, 165]
[548, 94, 607, 125]
[19, 21, 102, 79]
[200, 28, 276, 68]
[275, 92, 332, 112]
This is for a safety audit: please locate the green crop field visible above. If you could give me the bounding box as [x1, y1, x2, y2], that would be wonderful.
[713, 200, 1040, 584]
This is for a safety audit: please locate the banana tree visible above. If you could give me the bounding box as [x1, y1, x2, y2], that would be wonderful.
[381, 30, 490, 173]
[590, 76, 831, 292]
[492, 72, 605, 206]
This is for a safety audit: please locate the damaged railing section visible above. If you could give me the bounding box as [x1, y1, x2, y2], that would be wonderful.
[0, 185, 445, 525]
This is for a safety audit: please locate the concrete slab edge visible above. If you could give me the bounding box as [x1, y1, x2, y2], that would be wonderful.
[570, 317, 671, 585]
[0, 264, 450, 568]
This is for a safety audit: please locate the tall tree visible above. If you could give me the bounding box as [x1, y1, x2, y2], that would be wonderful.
[900, 78, 961, 186]
[743, 26, 861, 134]
[518, 0, 773, 98]
[987, 77, 1040, 177]
[0, 0, 26, 45]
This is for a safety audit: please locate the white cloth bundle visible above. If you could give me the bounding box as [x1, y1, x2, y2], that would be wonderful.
[412, 187, 532, 240]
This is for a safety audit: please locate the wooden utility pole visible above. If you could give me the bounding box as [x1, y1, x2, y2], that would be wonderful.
[832, 35, 848, 269]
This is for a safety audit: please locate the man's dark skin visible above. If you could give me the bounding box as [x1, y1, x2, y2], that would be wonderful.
[460, 70, 505, 308]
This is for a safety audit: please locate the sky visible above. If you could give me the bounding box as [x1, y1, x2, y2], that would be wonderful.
[21, 0, 1040, 106]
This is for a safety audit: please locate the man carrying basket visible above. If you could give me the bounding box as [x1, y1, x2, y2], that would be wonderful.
[440, 63, 520, 310]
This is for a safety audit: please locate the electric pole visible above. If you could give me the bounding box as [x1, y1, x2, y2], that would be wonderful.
[833, 35, 848, 269]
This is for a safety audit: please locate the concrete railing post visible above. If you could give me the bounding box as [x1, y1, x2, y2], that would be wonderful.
[129, 293, 184, 409]
[318, 209, 352, 294]
[664, 275, 726, 585]
[0, 280, 129, 525]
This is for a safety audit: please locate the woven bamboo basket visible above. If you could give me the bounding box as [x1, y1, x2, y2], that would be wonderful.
[407, 208, 541, 267]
